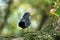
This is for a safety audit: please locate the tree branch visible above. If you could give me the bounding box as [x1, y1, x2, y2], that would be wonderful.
[0, 0, 13, 32]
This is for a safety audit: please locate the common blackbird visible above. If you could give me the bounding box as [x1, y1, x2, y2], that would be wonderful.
[18, 12, 31, 29]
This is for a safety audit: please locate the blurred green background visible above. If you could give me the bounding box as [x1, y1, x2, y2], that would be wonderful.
[0, 0, 60, 40]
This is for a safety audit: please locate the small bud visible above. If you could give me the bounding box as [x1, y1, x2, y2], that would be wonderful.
[50, 9, 56, 14]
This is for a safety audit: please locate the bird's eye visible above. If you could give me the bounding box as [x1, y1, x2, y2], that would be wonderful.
[18, 12, 31, 29]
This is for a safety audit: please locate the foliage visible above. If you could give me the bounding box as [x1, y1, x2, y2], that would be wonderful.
[0, 0, 60, 40]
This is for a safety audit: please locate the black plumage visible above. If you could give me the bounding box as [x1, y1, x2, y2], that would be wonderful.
[18, 12, 31, 29]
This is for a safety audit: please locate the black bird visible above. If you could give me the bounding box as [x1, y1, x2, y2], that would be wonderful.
[18, 12, 31, 29]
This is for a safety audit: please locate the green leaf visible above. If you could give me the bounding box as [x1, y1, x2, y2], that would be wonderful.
[44, 0, 52, 4]
[56, 7, 60, 17]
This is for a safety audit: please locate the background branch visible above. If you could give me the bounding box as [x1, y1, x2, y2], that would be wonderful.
[0, 0, 13, 33]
